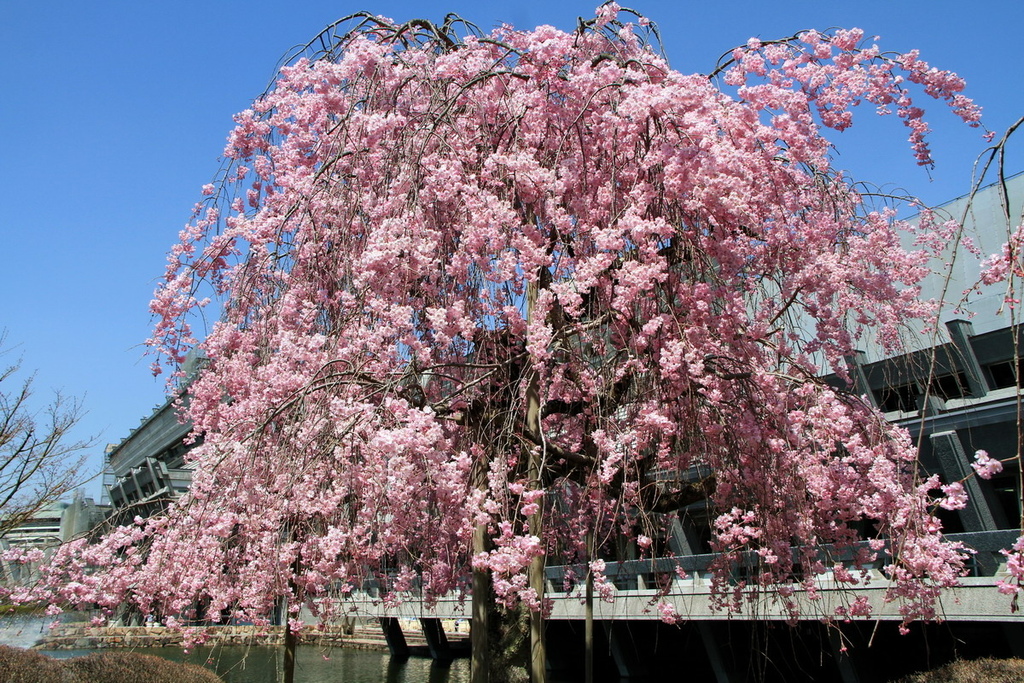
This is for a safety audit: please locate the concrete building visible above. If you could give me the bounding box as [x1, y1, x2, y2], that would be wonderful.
[102, 354, 205, 521]
[845, 172, 1024, 543]
[103, 395, 195, 521]
[0, 491, 108, 585]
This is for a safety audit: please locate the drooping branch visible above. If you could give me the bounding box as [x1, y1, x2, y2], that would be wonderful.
[541, 372, 635, 419]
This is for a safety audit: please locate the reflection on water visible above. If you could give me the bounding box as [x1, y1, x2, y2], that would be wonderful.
[0, 614, 52, 649]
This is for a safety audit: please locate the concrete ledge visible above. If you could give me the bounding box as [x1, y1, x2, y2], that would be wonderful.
[331, 574, 1024, 623]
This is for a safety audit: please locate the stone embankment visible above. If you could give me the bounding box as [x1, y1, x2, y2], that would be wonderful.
[38, 619, 466, 652]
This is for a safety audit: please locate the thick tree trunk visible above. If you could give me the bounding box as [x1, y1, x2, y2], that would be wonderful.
[280, 567, 300, 683]
[282, 617, 297, 683]
[585, 531, 594, 683]
[525, 276, 547, 683]
[472, 522, 491, 683]
[527, 424, 546, 683]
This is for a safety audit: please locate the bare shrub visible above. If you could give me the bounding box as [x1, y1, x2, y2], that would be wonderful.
[60, 651, 222, 682]
[0, 645, 74, 683]
[891, 657, 1024, 683]
[0, 646, 222, 683]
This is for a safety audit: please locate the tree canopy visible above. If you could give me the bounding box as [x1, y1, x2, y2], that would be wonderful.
[23, 3, 999, 635]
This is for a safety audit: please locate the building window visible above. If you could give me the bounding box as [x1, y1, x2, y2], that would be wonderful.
[986, 358, 1022, 389]
[876, 383, 919, 413]
[929, 372, 970, 400]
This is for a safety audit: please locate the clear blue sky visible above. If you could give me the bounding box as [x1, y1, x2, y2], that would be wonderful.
[1, 0, 1021, 500]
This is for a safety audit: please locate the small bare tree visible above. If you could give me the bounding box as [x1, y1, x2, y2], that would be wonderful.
[0, 333, 90, 537]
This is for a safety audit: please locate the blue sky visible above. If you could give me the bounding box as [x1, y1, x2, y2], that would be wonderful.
[1, 0, 1021, 500]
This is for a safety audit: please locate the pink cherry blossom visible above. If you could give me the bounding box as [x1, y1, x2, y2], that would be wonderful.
[971, 449, 1004, 479]
[24, 5, 991, 635]
[939, 482, 968, 510]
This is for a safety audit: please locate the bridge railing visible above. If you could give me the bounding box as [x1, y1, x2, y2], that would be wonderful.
[333, 529, 1020, 622]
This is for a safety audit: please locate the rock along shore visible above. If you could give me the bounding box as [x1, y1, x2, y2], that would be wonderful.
[37, 623, 393, 651]
[36, 618, 470, 653]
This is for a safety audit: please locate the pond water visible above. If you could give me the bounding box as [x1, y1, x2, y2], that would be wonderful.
[45, 645, 472, 683]
[0, 615, 595, 682]
[0, 615, 473, 682]
[0, 613, 54, 649]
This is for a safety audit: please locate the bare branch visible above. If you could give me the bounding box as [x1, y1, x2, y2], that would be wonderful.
[0, 333, 92, 536]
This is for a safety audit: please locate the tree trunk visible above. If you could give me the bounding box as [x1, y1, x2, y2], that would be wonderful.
[527, 439, 546, 683]
[282, 616, 297, 683]
[281, 554, 301, 683]
[525, 276, 547, 683]
[585, 531, 594, 683]
[471, 522, 491, 683]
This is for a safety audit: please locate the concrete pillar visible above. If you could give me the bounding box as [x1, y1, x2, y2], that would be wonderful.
[420, 618, 452, 663]
[930, 429, 1006, 575]
[602, 621, 654, 679]
[828, 628, 862, 683]
[698, 622, 735, 683]
[945, 319, 989, 397]
[667, 516, 690, 555]
[844, 351, 878, 408]
[471, 523, 491, 683]
[380, 617, 410, 658]
[1003, 624, 1024, 658]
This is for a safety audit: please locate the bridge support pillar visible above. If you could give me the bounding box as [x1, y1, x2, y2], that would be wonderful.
[380, 617, 410, 659]
[603, 621, 655, 679]
[931, 430, 1006, 542]
[828, 627, 862, 683]
[420, 618, 453, 663]
[697, 622, 735, 683]
[1003, 624, 1024, 658]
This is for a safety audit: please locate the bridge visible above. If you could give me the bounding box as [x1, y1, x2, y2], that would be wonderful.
[307, 529, 1024, 682]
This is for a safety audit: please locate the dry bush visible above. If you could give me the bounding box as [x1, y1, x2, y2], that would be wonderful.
[60, 651, 222, 682]
[0, 647, 222, 683]
[0, 645, 75, 683]
[891, 657, 1024, 683]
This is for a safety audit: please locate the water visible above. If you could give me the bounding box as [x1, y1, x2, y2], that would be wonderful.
[0, 614, 52, 649]
[1, 615, 472, 682]
[45, 645, 471, 683]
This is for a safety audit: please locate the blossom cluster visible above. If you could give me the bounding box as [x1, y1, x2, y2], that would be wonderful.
[723, 28, 983, 166]
[971, 449, 1004, 479]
